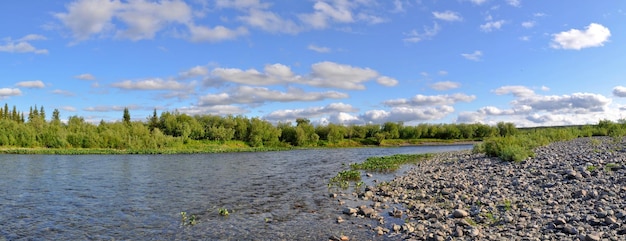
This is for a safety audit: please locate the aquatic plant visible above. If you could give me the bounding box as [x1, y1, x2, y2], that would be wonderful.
[180, 211, 198, 226]
[350, 153, 433, 172]
[218, 208, 230, 216]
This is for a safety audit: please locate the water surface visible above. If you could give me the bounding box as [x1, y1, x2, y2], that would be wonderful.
[0, 145, 472, 240]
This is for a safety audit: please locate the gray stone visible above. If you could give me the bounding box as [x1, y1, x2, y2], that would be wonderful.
[563, 224, 578, 235]
[452, 209, 469, 218]
[584, 233, 601, 241]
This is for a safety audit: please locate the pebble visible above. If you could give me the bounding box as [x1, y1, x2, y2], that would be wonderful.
[335, 137, 626, 240]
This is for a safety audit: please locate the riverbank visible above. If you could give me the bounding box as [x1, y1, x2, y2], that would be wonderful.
[335, 136, 626, 240]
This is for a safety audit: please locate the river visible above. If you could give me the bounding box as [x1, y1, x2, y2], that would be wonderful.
[0, 145, 472, 240]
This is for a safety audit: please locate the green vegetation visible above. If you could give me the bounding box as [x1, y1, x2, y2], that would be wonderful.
[329, 153, 433, 188]
[218, 208, 230, 216]
[473, 120, 626, 162]
[350, 153, 433, 172]
[0, 103, 504, 154]
[1, 102, 624, 155]
[180, 211, 198, 226]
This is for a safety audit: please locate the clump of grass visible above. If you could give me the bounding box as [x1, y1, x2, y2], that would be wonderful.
[586, 165, 597, 172]
[350, 153, 433, 172]
[180, 211, 198, 225]
[329, 170, 361, 189]
[218, 208, 230, 216]
[604, 163, 620, 172]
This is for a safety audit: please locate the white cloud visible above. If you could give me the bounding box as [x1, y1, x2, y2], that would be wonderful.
[52, 89, 76, 96]
[55, 0, 247, 43]
[403, 22, 440, 43]
[215, 0, 269, 10]
[84, 105, 140, 112]
[179, 66, 209, 79]
[209, 63, 297, 86]
[513, 93, 611, 112]
[480, 20, 505, 32]
[299, 0, 382, 29]
[551, 23, 611, 50]
[307, 61, 379, 90]
[55, 0, 122, 41]
[308, 44, 331, 53]
[0, 35, 49, 54]
[178, 105, 248, 116]
[206, 61, 392, 90]
[111, 78, 193, 90]
[384, 93, 476, 107]
[521, 21, 535, 28]
[264, 102, 358, 121]
[198, 86, 348, 106]
[16, 80, 46, 89]
[430, 81, 460, 91]
[238, 9, 301, 34]
[469, 0, 487, 5]
[362, 105, 455, 123]
[493, 85, 535, 97]
[613, 86, 626, 97]
[61, 106, 77, 112]
[114, 0, 192, 40]
[75, 73, 96, 80]
[376, 76, 398, 87]
[432, 11, 462, 22]
[187, 24, 249, 42]
[461, 50, 483, 61]
[0, 88, 22, 99]
[506, 0, 521, 7]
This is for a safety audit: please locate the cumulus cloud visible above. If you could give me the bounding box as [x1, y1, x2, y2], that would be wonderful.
[0, 88, 22, 99]
[308, 44, 331, 53]
[55, 0, 248, 43]
[513, 93, 610, 113]
[215, 0, 269, 10]
[238, 9, 300, 34]
[493, 85, 535, 97]
[430, 81, 461, 91]
[198, 86, 348, 106]
[432, 11, 462, 22]
[84, 105, 140, 112]
[204, 61, 394, 90]
[209, 63, 298, 86]
[384, 93, 476, 107]
[362, 105, 455, 123]
[469, 0, 487, 5]
[52, 89, 76, 96]
[178, 105, 248, 116]
[307, 61, 379, 90]
[0, 34, 49, 54]
[111, 78, 193, 90]
[612, 86, 626, 97]
[300, 1, 356, 29]
[551, 23, 611, 50]
[521, 21, 535, 28]
[264, 102, 358, 121]
[187, 24, 249, 42]
[461, 50, 483, 61]
[16, 80, 46, 89]
[75, 73, 96, 80]
[480, 20, 505, 32]
[506, 0, 521, 7]
[403, 22, 440, 43]
[376, 76, 399, 87]
[179, 65, 209, 79]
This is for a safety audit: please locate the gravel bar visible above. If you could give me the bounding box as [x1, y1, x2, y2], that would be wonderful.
[336, 137, 626, 240]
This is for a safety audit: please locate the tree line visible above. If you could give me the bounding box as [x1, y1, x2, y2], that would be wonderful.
[0, 103, 619, 150]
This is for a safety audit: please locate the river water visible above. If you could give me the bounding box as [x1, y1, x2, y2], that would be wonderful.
[0, 145, 472, 240]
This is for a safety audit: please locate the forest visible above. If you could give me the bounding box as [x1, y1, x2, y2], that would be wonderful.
[0, 103, 623, 154]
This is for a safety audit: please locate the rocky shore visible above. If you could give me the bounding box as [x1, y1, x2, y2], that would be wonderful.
[335, 137, 626, 240]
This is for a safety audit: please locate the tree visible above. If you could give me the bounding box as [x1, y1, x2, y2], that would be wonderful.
[52, 109, 61, 125]
[148, 109, 159, 131]
[123, 107, 131, 125]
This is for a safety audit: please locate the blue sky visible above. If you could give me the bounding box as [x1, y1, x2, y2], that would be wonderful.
[1, 0, 625, 127]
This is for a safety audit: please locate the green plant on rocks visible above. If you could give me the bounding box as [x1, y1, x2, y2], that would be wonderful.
[180, 211, 198, 226]
[350, 153, 433, 172]
[218, 208, 230, 216]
